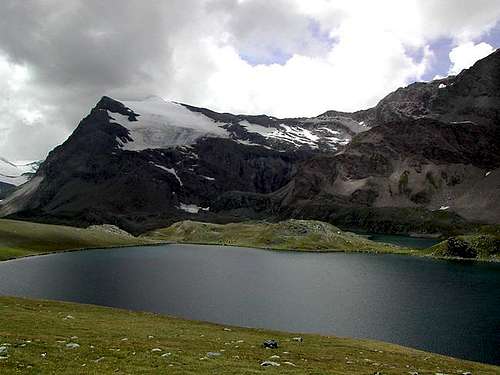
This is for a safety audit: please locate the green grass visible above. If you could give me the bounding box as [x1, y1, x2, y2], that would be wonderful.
[144, 219, 417, 255]
[429, 234, 500, 260]
[0, 219, 156, 261]
[0, 296, 498, 374]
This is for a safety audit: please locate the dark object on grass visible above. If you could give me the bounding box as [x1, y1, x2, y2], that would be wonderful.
[263, 339, 279, 349]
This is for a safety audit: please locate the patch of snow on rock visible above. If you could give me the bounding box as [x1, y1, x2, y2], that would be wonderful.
[439, 206, 450, 210]
[438, 83, 447, 89]
[109, 97, 229, 151]
[485, 171, 491, 177]
[178, 203, 209, 214]
[152, 163, 183, 186]
[0, 157, 40, 186]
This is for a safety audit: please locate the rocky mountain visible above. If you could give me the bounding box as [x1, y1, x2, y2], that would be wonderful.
[0, 158, 41, 199]
[1, 50, 499, 234]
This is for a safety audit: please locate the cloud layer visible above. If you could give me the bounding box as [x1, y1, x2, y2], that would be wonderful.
[0, 0, 499, 160]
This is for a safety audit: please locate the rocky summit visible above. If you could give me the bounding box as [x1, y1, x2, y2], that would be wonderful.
[1, 50, 500, 234]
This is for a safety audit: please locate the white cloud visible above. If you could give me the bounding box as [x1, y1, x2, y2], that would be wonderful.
[448, 42, 495, 75]
[0, 0, 499, 159]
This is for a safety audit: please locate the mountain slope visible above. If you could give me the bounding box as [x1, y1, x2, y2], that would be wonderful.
[1, 50, 500, 233]
[0, 157, 40, 187]
[273, 50, 500, 226]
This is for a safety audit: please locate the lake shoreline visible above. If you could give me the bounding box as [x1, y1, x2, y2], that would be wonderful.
[1, 295, 498, 373]
[2, 239, 499, 264]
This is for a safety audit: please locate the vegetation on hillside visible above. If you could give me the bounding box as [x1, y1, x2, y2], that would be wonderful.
[0, 296, 497, 374]
[144, 219, 412, 254]
[0, 219, 154, 261]
[429, 233, 500, 260]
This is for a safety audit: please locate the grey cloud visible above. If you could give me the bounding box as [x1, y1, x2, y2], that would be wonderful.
[208, 0, 331, 63]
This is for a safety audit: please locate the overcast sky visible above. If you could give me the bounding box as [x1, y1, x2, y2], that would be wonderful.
[1, 0, 499, 161]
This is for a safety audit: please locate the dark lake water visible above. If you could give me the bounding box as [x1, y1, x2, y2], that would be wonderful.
[0, 244, 499, 365]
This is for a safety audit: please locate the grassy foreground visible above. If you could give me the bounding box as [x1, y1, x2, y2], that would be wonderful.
[145, 219, 413, 254]
[0, 219, 156, 261]
[0, 296, 498, 374]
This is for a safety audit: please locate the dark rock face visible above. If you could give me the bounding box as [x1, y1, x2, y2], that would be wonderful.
[2, 50, 500, 233]
[0, 182, 15, 200]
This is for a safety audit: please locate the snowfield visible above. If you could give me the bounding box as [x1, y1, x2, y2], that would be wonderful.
[110, 96, 229, 151]
[108, 96, 369, 152]
[0, 158, 40, 186]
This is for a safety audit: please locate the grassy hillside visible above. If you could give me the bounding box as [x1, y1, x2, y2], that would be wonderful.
[145, 219, 414, 254]
[0, 219, 155, 261]
[429, 234, 500, 261]
[0, 296, 497, 374]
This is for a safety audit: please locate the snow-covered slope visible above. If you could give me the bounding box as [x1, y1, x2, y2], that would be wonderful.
[110, 97, 230, 151]
[107, 96, 371, 152]
[0, 158, 40, 186]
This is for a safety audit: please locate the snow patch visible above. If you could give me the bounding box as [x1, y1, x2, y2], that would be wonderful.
[450, 121, 475, 125]
[485, 171, 491, 177]
[201, 175, 215, 181]
[438, 83, 447, 89]
[151, 163, 183, 186]
[178, 203, 209, 214]
[0, 158, 40, 186]
[318, 127, 341, 135]
[439, 206, 450, 211]
[109, 97, 229, 151]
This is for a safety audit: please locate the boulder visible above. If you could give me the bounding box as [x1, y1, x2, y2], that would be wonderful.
[263, 340, 279, 349]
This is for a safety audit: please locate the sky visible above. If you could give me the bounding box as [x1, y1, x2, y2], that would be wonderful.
[1, 0, 499, 161]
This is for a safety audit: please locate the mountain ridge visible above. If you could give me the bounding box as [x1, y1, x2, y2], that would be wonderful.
[1, 49, 499, 234]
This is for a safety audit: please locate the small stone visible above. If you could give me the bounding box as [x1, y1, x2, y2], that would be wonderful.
[292, 337, 303, 343]
[462, 372, 472, 375]
[94, 357, 105, 363]
[260, 361, 280, 367]
[63, 315, 75, 320]
[66, 342, 80, 349]
[151, 348, 162, 352]
[148, 335, 154, 339]
[0, 346, 7, 356]
[269, 355, 280, 359]
[283, 361, 296, 367]
[71, 336, 78, 340]
[161, 352, 171, 357]
[263, 340, 279, 349]
[41, 353, 47, 358]
[121, 338, 128, 341]
[223, 328, 232, 332]
[206, 352, 222, 358]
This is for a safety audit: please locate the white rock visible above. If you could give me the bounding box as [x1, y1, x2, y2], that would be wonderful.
[66, 342, 80, 349]
[206, 352, 222, 357]
[261, 361, 280, 367]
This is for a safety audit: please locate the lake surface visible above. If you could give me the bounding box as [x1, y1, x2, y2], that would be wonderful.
[0, 245, 499, 365]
